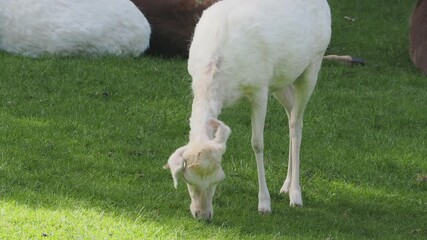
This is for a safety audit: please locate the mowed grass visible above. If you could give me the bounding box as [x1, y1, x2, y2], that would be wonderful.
[0, 0, 426, 239]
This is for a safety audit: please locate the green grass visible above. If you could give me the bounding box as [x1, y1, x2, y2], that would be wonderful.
[0, 0, 426, 239]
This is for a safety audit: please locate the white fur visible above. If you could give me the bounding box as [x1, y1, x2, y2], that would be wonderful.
[0, 0, 150, 57]
[166, 0, 331, 220]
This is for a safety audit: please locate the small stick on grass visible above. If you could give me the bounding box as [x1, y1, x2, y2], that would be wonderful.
[323, 55, 365, 66]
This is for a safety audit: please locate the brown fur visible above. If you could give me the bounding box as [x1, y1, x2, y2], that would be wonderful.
[131, 0, 218, 57]
[410, 0, 427, 74]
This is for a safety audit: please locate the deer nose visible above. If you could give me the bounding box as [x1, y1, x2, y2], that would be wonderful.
[194, 210, 212, 221]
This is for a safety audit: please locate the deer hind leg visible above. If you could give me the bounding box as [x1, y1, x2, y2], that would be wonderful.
[273, 59, 322, 207]
[273, 86, 294, 194]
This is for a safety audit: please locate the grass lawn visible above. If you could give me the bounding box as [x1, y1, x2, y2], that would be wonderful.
[0, 0, 426, 239]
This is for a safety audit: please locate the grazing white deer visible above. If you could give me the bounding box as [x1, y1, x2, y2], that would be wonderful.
[165, 0, 331, 221]
[0, 0, 150, 57]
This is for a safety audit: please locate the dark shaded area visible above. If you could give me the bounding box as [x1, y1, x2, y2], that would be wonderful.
[131, 0, 218, 58]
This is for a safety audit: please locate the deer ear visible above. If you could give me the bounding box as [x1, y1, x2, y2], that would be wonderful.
[208, 118, 231, 145]
[164, 146, 188, 189]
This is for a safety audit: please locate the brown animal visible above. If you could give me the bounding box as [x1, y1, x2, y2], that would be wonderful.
[131, 0, 218, 57]
[410, 0, 427, 74]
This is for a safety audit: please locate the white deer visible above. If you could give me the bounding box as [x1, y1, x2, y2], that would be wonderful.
[165, 0, 331, 221]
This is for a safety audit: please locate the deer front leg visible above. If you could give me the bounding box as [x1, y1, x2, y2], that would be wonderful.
[250, 89, 271, 213]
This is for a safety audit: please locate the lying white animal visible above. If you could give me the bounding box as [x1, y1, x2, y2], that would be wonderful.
[0, 0, 150, 57]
